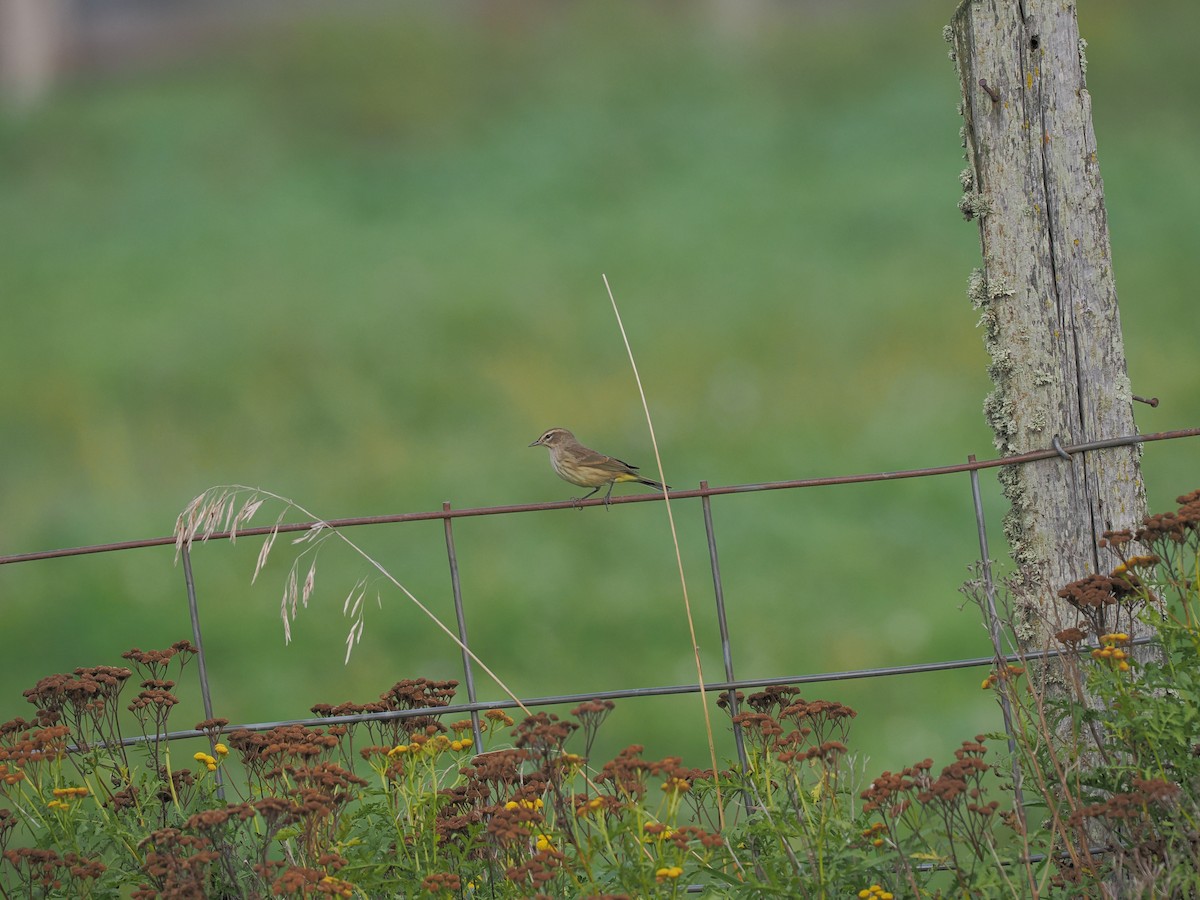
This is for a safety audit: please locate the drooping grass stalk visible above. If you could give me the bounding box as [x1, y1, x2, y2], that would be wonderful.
[175, 486, 530, 716]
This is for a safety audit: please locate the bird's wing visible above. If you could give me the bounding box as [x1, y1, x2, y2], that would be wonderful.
[578, 447, 639, 473]
[603, 454, 640, 474]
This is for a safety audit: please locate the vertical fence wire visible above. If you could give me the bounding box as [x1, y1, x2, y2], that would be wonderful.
[699, 482, 750, 776]
[700, 479, 763, 884]
[443, 502, 484, 750]
[180, 544, 224, 799]
[967, 456, 1026, 826]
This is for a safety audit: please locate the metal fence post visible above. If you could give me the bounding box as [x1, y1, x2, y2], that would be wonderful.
[700, 482, 750, 776]
[967, 456, 1025, 827]
[443, 502, 484, 750]
[180, 544, 223, 798]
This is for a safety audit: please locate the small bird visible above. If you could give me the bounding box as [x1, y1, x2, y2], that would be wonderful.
[529, 427, 669, 506]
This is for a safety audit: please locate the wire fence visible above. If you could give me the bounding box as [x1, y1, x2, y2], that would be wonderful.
[2, 426, 1197, 771]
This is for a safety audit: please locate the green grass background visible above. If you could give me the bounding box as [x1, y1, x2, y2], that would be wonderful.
[0, 0, 1196, 778]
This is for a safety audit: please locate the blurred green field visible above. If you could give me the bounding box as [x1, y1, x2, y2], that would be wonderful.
[1, 1, 1197, 779]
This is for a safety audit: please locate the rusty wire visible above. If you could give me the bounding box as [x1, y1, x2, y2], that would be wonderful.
[2, 426, 1196, 566]
[65, 633, 1157, 752]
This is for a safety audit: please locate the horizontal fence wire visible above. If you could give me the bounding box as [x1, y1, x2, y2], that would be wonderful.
[1, 427, 1197, 566]
[5, 425, 1195, 751]
[77, 634, 1156, 752]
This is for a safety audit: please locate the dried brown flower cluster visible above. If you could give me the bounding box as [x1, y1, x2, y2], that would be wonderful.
[1098, 490, 1200, 553]
[720, 686, 855, 772]
[122, 642, 197, 676]
[1056, 573, 1142, 635]
[1057, 488, 1200, 637]
[2, 847, 107, 894]
[860, 738, 1001, 893]
[421, 871, 462, 893]
[1069, 777, 1180, 827]
[129, 723, 366, 897]
[311, 676, 459, 748]
[20, 666, 132, 752]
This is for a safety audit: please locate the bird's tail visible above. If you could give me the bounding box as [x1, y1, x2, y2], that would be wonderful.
[638, 478, 670, 492]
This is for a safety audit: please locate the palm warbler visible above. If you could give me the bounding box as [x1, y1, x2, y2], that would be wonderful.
[529, 427, 669, 505]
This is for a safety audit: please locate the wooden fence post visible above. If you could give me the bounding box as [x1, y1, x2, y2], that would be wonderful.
[946, 0, 1146, 646]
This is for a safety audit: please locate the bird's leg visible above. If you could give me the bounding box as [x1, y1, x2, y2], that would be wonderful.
[572, 485, 601, 510]
[603, 482, 616, 509]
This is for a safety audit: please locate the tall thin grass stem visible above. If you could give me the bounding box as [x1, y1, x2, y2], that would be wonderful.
[602, 273, 726, 828]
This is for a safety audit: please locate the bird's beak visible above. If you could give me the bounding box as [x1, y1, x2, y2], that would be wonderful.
[528, 438, 541, 447]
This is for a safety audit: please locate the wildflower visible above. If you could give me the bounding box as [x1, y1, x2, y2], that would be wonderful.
[193, 752, 217, 770]
[504, 798, 543, 813]
[1111, 555, 1159, 576]
[534, 833, 554, 852]
[388, 744, 410, 756]
[51, 786, 89, 798]
[1092, 633, 1134, 671]
[1099, 528, 1134, 548]
[1057, 573, 1140, 633]
[1055, 627, 1087, 646]
[981, 666, 1023, 690]
[318, 875, 354, 897]
[213, 743, 228, 756]
[485, 710, 515, 728]
[575, 796, 605, 816]
[861, 822, 887, 847]
[422, 872, 462, 894]
[644, 823, 675, 843]
[655, 865, 683, 882]
[662, 776, 691, 794]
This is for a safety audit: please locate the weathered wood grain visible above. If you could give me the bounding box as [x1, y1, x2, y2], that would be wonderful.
[948, 0, 1145, 642]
